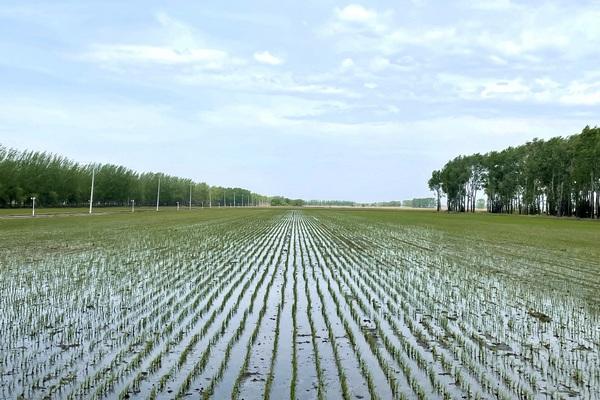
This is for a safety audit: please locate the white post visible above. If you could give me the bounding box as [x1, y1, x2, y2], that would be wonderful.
[209, 188, 212, 208]
[131, 199, 135, 213]
[189, 183, 192, 210]
[89, 168, 95, 214]
[177, 201, 180, 211]
[31, 196, 36, 217]
[234, 192, 236, 207]
[156, 176, 161, 212]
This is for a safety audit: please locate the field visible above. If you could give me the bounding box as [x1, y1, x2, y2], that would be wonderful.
[0, 208, 599, 399]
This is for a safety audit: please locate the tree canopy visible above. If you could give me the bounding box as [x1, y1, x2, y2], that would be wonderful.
[402, 198, 436, 208]
[429, 126, 600, 218]
[0, 145, 268, 208]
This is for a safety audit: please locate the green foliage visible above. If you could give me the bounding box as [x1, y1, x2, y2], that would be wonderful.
[2, 208, 599, 398]
[428, 169, 443, 212]
[370, 200, 402, 207]
[270, 196, 304, 206]
[305, 199, 356, 206]
[0, 144, 267, 208]
[402, 198, 436, 208]
[430, 126, 600, 217]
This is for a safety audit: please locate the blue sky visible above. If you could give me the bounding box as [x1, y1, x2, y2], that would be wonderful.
[1, 1, 599, 202]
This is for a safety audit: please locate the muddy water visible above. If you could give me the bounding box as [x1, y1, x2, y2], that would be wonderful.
[2, 210, 599, 400]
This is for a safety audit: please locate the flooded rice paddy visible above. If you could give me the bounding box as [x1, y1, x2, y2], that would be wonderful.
[0, 209, 598, 399]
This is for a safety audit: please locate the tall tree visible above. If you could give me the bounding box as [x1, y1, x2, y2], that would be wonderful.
[428, 170, 443, 212]
[0, 144, 268, 209]
[430, 126, 600, 218]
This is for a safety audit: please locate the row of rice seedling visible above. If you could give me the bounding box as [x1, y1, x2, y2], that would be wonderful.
[314, 218, 483, 394]
[2, 208, 598, 399]
[96, 217, 284, 396]
[368, 228, 600, 399]
[260, 224, 292, 400]
[310, 217, 483, 399]
[306, 210, 600, 400]
[162, 215, 292, 398]
[338, 218, 542, 398]
[299, 218, 393, 399]
[296, 221, 326, 400]
[201, 214, 294, 399]
[302, 216, 427, 399]
[0, 210, 289, 398]
[143, 219, 280, 392]
[297, 218, 348, 400]
[349, 227, 533, 398]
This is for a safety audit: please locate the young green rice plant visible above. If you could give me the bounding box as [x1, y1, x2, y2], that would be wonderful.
[2, 209, 599, 399]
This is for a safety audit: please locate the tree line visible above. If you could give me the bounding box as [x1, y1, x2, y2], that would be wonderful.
[305, 200, 356, 207]
[428, 126, 600, 218]
[402, 198, 436, 208]
[0, 145, 268, 208]
[270, 196, 305, 206]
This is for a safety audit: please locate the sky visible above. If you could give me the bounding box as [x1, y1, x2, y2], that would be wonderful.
[1, 1, 599, 202]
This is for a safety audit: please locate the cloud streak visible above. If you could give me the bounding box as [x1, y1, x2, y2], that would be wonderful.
[84, 44, 238, 69]
[253, 50, 284, 65]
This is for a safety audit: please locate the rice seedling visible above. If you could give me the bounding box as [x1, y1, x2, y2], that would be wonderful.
[1, 208, 598, 399]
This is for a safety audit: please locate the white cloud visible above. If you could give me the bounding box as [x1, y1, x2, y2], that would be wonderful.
[437, 73, 600, 105]
[176, 70, 358, 98]
[84, 44, 237, 70]
[155, 11, 198, 49]
[82, 13, 244, 71]
[197, 97, 352, 130]
[488, 55, 508, 65]
[194, 99, 585, 151]
[480, 30, 569, 57]
[437, 74, 546, 102]
[253, 51, 284, 65]
[560, 81, 600, 106]
[466, 0, 515, 11]
[369, 56, 391, 71]
[480, 79, 531, 100]
[323, 2, 600, 63]
[323, 3, 388, 36]
[335, 4, 378, 23]
[340, 58, 355, 71]
[323, 6, 459, 56]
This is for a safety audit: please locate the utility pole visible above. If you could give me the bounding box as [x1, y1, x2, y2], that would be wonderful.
[31, 196, 36, 217]
[223, 191, 226, 207]
[209, 188, 212, 208]
[234, 192, 236, 207]
[156, 176, 161, 212]
[89, 167, 95, 214]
